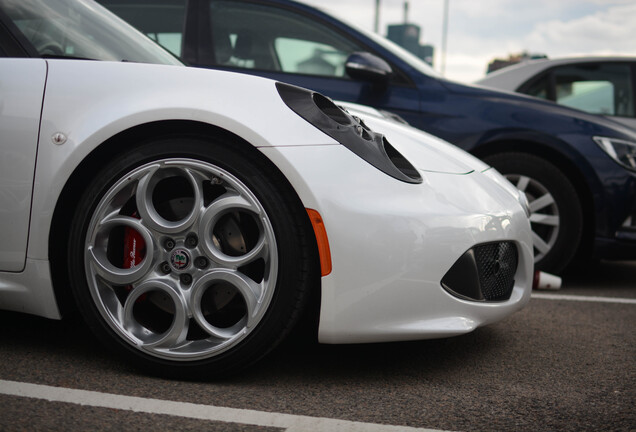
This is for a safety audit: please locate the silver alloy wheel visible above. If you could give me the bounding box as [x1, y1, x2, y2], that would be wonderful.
[505, 174, 560, 261]
[84, 158, 278, 361]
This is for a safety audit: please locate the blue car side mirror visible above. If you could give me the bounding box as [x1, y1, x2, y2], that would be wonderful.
[345, 52, 392, 84]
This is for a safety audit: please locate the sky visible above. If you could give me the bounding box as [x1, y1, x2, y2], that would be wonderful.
[298, 0, 636, 83]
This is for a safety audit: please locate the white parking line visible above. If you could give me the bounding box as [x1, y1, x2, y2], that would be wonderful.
[532, 293, 636, 304]
[0, 379, 446, 432]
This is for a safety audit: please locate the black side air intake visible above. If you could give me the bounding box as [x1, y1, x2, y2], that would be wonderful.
[276, 82, 422, 184]
[441, 242, 518, 302]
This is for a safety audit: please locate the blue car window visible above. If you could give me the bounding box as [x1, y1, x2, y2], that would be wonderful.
[209, 0, 361, 77]
[98, 0, 187, 57]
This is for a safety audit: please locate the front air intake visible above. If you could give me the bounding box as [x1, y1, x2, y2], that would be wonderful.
[441, 242, 518, 302]
[382, 137, 421, 182]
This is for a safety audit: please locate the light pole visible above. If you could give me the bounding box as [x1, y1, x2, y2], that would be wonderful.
[374, 0, 381, 33]
[441, 0, 449, 76]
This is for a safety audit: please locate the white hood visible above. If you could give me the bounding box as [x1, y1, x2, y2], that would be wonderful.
[338, 101, 491, 175]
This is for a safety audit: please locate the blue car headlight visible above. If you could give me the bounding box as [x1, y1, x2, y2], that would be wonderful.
[594, 136, 636, 171]
[276, 82, 422, 184]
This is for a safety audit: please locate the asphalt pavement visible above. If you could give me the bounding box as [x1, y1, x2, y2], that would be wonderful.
[0, 260, 634, 431]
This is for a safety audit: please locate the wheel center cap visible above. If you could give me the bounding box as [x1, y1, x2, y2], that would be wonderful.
[170, 248, 190, 271]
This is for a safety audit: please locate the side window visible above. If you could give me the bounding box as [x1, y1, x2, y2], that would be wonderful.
[99, 0, 187, 57]
[275, 38, 349, 76]
[209, 0, 361, 77]
[552, 64, 634, 117]
[524, 74, 550, 100]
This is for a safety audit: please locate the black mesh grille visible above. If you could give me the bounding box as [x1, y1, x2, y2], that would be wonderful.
[441, 241, 518, 302]
[474, 242, 518, 301]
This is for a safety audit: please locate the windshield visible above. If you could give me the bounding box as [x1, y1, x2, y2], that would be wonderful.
[2, 0, 182, 64]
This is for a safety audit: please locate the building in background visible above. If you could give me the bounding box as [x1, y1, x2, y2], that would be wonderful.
[486, 52, 547, 74]
[386, 2, 434, 66]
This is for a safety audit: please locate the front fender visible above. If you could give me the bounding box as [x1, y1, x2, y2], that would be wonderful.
[28, 60, 336, 261]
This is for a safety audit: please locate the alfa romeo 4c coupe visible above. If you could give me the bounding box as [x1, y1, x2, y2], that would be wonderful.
[0, 0, 532, 377]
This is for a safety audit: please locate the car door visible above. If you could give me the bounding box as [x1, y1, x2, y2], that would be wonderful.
[197, 0, 421, 123]
[0, 58, 47, 271]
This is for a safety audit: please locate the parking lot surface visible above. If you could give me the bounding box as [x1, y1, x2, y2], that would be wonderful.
[1, 261, 634, 431]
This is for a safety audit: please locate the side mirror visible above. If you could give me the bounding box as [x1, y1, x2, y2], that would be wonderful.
[345, 52, 392, 84]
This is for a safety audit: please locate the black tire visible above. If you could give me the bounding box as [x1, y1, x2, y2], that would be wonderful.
[67, 136, 317, 378]
[483, 152, 583, 274]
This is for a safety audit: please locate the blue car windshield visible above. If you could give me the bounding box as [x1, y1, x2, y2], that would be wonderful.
[2, 0, 182, 65]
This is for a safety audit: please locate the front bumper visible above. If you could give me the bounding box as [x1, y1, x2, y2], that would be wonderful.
[260, 144, 533, 344]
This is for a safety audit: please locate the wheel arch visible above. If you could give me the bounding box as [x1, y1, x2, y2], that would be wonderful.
[49, 119, 322, 322]
[472, 138, 596, 260]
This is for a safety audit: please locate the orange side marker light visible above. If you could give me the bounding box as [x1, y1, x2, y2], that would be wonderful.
[306, 208, 332, 276]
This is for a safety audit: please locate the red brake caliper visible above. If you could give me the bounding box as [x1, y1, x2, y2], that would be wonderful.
[123, 213, 146, 299]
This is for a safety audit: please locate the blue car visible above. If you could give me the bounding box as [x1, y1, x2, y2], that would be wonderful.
[99, 0, 636, 274]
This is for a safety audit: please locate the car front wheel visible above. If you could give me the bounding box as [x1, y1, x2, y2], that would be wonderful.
[68, 136, 316, 378]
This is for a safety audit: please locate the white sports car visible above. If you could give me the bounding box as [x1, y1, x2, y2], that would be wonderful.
[0, 0, 533, 377]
